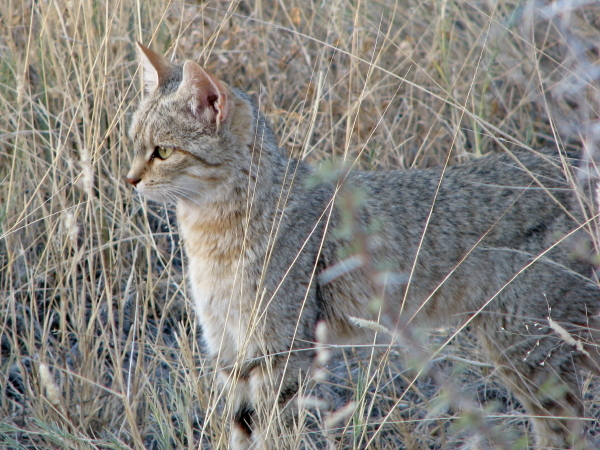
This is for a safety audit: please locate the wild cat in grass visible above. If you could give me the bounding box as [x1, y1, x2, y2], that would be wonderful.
[126, 43, 600, 449]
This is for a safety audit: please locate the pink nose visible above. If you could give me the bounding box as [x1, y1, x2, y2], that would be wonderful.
[127, 177, 141, 187]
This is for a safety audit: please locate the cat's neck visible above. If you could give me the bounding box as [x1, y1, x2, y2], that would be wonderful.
[176, 183, 277, 264]
[177, 199, 245, 261]
[176, 151, 311, 264]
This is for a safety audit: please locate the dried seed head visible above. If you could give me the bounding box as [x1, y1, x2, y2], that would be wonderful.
[78, 148, 94, 196]
[315, 321, 330, 365]
[297, 395, 328, 411]
[39, 363, 60, 407]
[17, 72, 26, 107]
[63, 211, 79, 247]
[324, 401, 356, 429]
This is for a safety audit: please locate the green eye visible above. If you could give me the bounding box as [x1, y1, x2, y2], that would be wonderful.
[155, 146, 173, 160]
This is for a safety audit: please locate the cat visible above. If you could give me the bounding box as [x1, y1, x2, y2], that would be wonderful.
[127, 43, 600, 449]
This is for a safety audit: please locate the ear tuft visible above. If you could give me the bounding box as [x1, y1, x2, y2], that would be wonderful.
[136, 42, 174, 94]
[178, 61, 228, 126]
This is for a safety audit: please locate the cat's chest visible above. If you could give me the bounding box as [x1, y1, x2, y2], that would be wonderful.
[177, 230, 251, 359]
[185, 248, 251, 356]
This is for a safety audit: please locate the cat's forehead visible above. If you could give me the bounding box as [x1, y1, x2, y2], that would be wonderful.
[129, 98, 158, 144]
[129, 94, 209, 150]
[128, 63, 185, 140]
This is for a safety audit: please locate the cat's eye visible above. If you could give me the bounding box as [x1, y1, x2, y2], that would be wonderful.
[154, 146, 173, 160]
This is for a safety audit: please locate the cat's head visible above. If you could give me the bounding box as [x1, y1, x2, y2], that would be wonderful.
[127, 43, 256, 206]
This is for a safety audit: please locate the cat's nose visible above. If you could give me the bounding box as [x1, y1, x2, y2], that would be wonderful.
[126, 177, 141, 187]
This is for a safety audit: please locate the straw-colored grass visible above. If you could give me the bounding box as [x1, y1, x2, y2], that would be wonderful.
[1, 0, 599, 449]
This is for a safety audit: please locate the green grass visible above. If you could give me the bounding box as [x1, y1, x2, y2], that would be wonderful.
[1, 0, 599, 448]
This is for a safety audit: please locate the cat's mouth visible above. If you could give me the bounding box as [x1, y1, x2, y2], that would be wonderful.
[126, 169, 168, 202]
[128, 179, 175, 204]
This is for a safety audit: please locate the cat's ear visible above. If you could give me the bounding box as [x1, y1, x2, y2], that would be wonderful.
[136, 42, 174, 94]
[178, 60, 228, 127]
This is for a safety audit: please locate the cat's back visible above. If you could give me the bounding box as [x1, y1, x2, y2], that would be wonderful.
[318, 149, 593, 327]
[345, 149, 581, 252]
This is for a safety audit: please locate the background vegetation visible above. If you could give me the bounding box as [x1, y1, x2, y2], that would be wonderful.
[1, 0, 599, 448]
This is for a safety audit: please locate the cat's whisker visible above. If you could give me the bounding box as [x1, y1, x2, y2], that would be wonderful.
[172, 185, 203, 195]
[171, 188, 202, 200]
[170, 188, 203, 206]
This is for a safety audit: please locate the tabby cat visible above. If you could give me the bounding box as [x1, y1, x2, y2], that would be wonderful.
[127, 43, 600, 449]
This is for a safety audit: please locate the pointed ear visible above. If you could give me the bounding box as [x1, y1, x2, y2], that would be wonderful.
[136, 42, 174, 94]
[178, 60, 228, 126]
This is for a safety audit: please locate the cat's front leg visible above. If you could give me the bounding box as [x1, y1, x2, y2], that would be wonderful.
[220, 358, 297, 450]
[224, 363, 284, 450]
[231, 399, 255, 450]
[219, 368, 255, 450]
[242, 352, 312, 450]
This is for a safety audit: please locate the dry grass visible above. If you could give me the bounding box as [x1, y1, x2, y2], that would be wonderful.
[1, 0, 599, 449]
